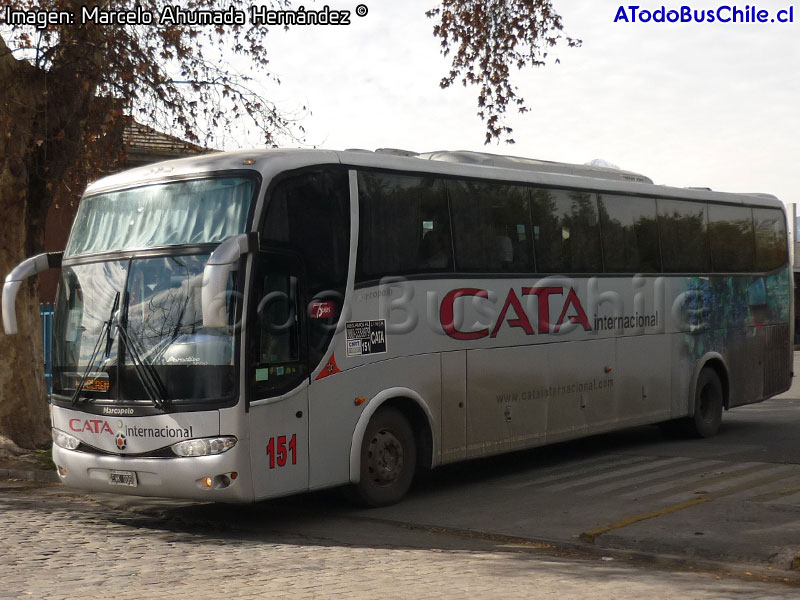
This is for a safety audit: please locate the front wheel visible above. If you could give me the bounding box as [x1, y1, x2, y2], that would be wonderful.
[353, 407, 416, 507]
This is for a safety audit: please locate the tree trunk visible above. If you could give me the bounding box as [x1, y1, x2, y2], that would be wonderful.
[0, 37, 52, 448]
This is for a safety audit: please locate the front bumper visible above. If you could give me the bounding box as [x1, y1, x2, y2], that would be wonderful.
[52, 440, 254, 503]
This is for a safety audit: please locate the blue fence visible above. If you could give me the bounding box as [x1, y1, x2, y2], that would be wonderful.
[40, 303, 54, 395]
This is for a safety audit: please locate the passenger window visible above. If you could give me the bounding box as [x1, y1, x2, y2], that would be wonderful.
[657, 199, 710, 272]
[708, 205, 755, 272]
[598, 195, 660, 273]
[530, 188, 602, 273]
[752, 208, 788, 272]
[357, 172, 452, 280]
[449, 180, 533, 272]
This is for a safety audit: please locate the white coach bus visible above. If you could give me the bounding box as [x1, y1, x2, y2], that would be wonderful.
[2, 149, 792, 506]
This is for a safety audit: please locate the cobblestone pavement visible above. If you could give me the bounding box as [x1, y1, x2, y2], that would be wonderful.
[1, 482, 798, 600]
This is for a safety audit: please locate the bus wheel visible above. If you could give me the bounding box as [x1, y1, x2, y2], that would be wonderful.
[687, 368, 724, 438]
[355, 407, 417, 507]
[659, 369, 724, 439]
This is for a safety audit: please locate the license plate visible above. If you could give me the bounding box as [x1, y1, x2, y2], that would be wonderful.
[109, 470, 137, 487]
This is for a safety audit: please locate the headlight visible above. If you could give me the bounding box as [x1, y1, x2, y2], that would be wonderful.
[171, 436, 237, 457]
[52, 428, 80, 450]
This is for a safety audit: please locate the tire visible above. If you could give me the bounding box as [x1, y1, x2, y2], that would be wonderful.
[687, 368, 724, 438]
[353, 407, 417, 507]
[659, 369, 724, 439]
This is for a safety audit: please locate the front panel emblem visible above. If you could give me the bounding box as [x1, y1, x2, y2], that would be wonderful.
[115, 433, 127, 451]
[314, 353, 341, 380]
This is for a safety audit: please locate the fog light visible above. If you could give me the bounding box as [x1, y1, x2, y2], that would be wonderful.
[197, 473, 238, 490]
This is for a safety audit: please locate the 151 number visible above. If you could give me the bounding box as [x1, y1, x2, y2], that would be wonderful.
[266, 434, 297, 469]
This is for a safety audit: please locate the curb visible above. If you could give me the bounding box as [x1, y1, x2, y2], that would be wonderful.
[0, 468, 60, 483]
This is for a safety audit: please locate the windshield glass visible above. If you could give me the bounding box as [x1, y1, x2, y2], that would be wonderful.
[53, 254, 236, 406]
[65, 176, 255, 257]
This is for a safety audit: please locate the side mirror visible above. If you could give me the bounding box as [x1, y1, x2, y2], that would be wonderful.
[2, 252, 63, 335]
[201, 234, 255, 328]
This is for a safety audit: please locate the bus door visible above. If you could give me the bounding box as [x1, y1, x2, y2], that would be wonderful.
[247, 251, 311, 498]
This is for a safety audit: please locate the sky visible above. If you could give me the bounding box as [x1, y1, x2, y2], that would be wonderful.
[225, 0, 799, 206]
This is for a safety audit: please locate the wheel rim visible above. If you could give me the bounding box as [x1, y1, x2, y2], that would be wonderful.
[366, 428, 405, 487]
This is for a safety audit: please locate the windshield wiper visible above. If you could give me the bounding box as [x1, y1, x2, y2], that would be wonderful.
[71, 291, 170, 410]
[71, 292, 119, 405]
[116, 292, 169, 410]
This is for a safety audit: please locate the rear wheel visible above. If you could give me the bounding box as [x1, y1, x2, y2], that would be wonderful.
[353, 407, 416, 507]
[661, 368, 724, 438]
[688, 368, 724, 438]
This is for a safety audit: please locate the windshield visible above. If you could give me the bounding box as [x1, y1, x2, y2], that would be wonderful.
[52, 254, 236, 407]
[65, 176, 255, 257]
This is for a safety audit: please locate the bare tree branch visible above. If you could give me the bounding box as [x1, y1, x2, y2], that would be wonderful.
[427, 0, 581, 144]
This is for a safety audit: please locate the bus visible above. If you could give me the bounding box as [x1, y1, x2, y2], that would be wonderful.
[2, 148, 792, 506]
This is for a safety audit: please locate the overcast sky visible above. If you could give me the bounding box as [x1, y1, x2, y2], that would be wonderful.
[227, 0, 799, 205]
